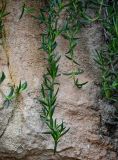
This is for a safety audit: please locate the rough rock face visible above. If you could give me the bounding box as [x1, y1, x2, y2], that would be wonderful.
[0, 0, 117, 160]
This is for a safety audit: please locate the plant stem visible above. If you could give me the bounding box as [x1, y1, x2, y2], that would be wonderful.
[54, 140, 58, 155]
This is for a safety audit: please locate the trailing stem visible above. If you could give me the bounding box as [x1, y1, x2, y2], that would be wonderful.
[62, 0, 88, 88]
[39, 0, 69, 154]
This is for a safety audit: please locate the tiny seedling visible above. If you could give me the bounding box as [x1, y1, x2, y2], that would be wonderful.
[0, 72, 27, 105]
[15, 81, 27, 96]
[5, 81, 27, 102]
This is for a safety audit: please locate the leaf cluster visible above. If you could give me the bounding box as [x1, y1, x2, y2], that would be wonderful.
[0, 72, 27, 105]
[62, 0, 88, 88]
[94, 1, 118, 103]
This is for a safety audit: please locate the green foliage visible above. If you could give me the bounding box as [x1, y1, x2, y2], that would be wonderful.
[38, 0, 69, 154]
[43, 119, 70, 154]
[5, 81, 27, 102]
[62, 0, 88, 88]
[94, 0, 118, 103]
[77, 0, 118, 103]
[79, 0, 104, 22]
[19, 3, 35, 19]
[0, 72, 27, 104]
[15, 81, 27, 96]
[0, 71, 5, 84]
[18, 0, 117, 151]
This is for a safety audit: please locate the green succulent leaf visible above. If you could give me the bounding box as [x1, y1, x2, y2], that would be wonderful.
[21, 81, 27, 91]
[0, 72, 5, 85]
[5, 86, 14, 100]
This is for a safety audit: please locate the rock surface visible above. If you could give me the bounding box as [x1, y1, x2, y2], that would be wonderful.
[0, 0, 117, 159]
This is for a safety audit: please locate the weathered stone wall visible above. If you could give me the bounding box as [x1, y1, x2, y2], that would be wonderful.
[0, 0, 117, 159]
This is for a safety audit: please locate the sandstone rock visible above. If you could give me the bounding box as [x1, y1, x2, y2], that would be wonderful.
[0, 0, 117, 160]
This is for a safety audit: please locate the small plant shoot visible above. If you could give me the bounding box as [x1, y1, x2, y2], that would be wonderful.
[0, 72, 27, 105]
